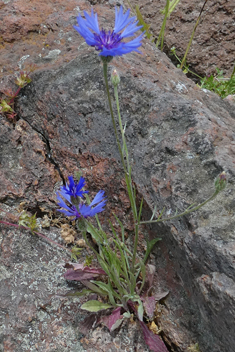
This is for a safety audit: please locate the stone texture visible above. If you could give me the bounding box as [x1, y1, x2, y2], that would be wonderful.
[1, 1, 235, 352]
[131, 0, 235, 78]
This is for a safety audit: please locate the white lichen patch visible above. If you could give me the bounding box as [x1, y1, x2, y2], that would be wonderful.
[43, 49, 61, 60]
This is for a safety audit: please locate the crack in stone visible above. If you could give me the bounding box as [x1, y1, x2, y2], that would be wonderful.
[37, 129, 66, 185]
[19, 118, 66, 185]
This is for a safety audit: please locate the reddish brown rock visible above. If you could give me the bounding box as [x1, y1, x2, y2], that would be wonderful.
[131, 0, 235, 78]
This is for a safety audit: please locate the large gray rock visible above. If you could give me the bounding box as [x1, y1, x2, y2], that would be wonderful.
[1, 2, 235, 351]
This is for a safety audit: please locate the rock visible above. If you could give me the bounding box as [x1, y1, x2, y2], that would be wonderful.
[1, 1, 235, 352]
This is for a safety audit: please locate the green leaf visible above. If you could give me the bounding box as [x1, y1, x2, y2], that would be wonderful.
[138, 197, 144, 222]
[86, 222, 103, 244]
[135, 6, 151, 39]
[137, 259, 146, 294]
[66, 289, 92, 297]
[123, 311, 132, 319]
[81, 300, 113, 312]
[81, 280, 107, 296]
[91, 280, 117, 306]
[144, 238, 161, 264]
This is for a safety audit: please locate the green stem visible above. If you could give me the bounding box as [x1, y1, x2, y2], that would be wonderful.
[173, 51, 202, 79]
[102, 61, 127, 173]
[140, 191, 219, 225]
[113, 85, 139, 275]
[113, 85, 137, 219]
[103, 62, 140, 284]
[156, 0, 170, 50]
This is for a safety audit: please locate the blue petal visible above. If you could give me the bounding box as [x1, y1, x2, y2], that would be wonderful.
[75, 176, 88, 196]
[89, 201, 106, 216]
[57, 189, 71, 203]
[90, 190, 106, 206]
[56, 193, 72, 210]
[68, 175, 75, 189]
[121, 21, 143, 38]
[74, 15, 97, 46]
[57, 208, 76, 218]
[114, 6, 135, 33]
[84, 9, 100, 34]
[118, 34, 144, 54]
[99, 39, 142, 57]
[79, 204, 92, 218]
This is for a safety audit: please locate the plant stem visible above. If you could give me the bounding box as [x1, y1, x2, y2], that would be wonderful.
[113, 84, 139, 275]
[103, 62, 141, 286]
[140, 190, 219, 225]
[103, 62, 127, 173]
[156, 0, 170, 50]
[180, 0, 208, 69]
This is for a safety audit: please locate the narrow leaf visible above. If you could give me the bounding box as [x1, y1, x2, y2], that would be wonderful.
[81, 280, 107, 296]
[81, 300, 113, 312]
[86, 222, 103, 244]
[144, 238, 161, 264]
[91, 280, 117, 306]
[66, 289, 92, 297]
[64, 265, 106, 281]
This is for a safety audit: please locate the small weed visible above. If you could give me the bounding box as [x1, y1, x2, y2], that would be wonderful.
[71, 246, 83, 261]
[18, 211, 38, 234]
[0, 69, 32, 122]
[200, 68, 235, 98]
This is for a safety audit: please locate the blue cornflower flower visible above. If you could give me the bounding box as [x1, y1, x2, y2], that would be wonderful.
[79, 190, 106, 217]
[74, 6, 144, 57]
[61, 176, 88, 199]
[56, 189, 106, 220]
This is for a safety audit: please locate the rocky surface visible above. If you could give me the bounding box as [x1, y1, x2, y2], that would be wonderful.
[1, 1, 235, 352]
[131, 0, 235, 78]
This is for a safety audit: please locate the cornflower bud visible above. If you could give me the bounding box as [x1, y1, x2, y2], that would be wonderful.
[111, 69, 120, 87]
[214, 171, 227, 193]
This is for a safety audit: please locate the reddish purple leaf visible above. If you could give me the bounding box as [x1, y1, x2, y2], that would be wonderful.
[139, 321, 168, 352]
[64, 269, 97, 280]
[64, 264, 106, 281]
[100, 307, 122, 331]
[142, 296, 156, 320]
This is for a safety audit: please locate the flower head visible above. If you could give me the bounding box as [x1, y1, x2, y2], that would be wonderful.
[61, 175, 88, 199]
[74, 6, 144, 57]
[56, 176, 106, 220]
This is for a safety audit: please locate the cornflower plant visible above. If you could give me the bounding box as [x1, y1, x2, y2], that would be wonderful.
[56, 6, 227, 351]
